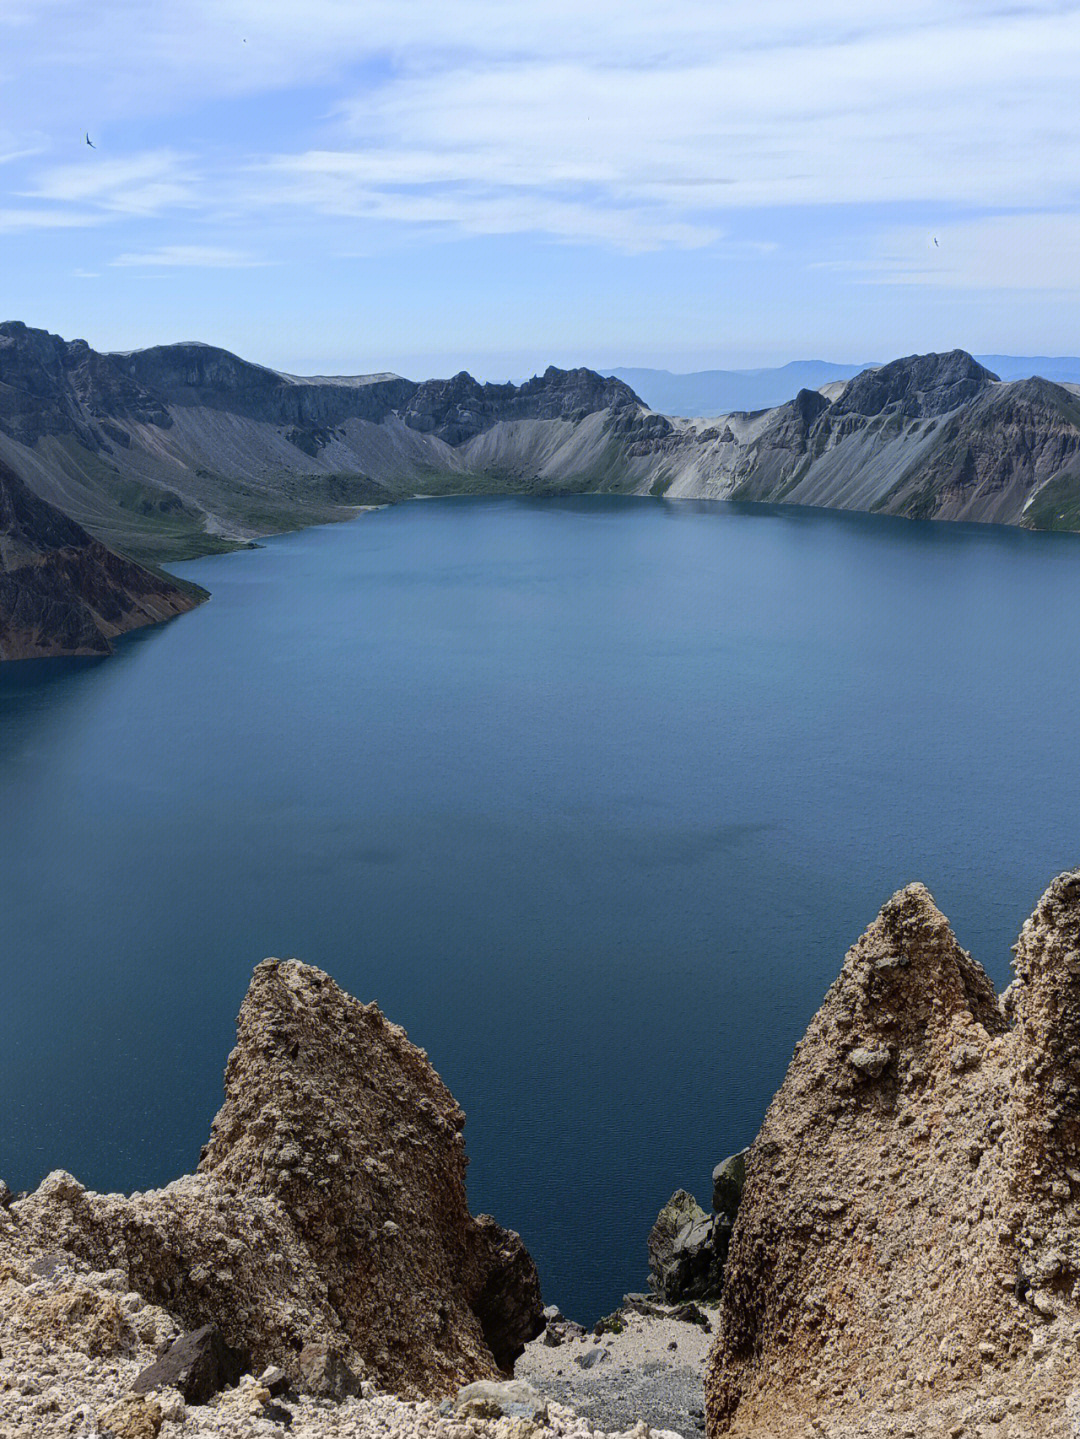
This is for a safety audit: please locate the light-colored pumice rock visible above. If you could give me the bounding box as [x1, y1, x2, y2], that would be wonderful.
[706, 870, 1080, 1438]
[8, 958, 543, 1400]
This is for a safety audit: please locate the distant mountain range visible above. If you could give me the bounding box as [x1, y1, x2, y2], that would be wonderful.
[609, 356, 1080, 416]
[5, 320, 1080, 656]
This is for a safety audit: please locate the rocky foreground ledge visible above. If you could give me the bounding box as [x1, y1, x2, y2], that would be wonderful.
[8, 874, 1080, 1438]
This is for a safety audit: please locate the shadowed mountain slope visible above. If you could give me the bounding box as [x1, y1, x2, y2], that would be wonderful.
[0, 457, 202, 661]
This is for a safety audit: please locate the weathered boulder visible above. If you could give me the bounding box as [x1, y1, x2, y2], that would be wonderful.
[295, 1338, 363, 1400]
[452, 1378, 549, 1423]
[98, 1395, 163, 1439]
[11, 959, 544, 1398]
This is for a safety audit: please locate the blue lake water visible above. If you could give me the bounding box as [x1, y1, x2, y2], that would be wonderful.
[2, 494, 1079, 1321]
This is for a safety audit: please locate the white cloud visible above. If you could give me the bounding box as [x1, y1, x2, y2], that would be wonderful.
[0, 207, 107, 232]
[110, 244, 269, 267]
[28, 152, 197, 216]
[5, 2, 1080, 260]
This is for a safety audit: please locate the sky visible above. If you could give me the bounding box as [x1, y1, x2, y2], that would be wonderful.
[3, 0, 1080, 378]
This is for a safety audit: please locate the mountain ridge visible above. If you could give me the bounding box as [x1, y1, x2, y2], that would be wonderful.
[610, 355, 1080, 416]
[7, 323, 1080, 657]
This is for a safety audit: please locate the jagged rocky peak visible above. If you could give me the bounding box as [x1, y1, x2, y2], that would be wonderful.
[0, 458, 201, 660]
[706, 869, 1080, 1439]
[832, 349, 999, 420]
[9, 958, 543, 1398]
[401, 365, 645, 446]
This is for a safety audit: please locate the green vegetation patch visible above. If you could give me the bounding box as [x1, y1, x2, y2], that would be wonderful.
[1022, 472, 1080, 532]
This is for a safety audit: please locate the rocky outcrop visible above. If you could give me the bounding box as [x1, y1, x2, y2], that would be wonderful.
[115, 341, 416, 428]
[646, 1160, 746, 1306]
[0, 321, 170, 450]
[705, 872, 1080, 1438]
[8, 959, 543, 1398]
[829, 349, 998, 420]
[648, 1191, 725, 1303]
[0, 457, 202, 660]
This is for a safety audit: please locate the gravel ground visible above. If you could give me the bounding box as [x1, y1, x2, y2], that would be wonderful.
[517, 1308, 713, 1438]
[0, 1255, 702, 1439]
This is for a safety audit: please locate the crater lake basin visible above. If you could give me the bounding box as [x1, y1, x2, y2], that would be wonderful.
[2, 493, 1079, 1320]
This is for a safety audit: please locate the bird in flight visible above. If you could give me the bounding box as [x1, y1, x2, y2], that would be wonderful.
[85, 132, 96, 149]
[933, 236, 939, 247]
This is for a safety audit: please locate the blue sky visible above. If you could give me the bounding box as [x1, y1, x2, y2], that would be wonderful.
[3, 0, 1080, 378]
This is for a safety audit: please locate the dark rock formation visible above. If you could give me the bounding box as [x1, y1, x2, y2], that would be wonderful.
[114, 341, 416, 427]
[648, 1192, 730, 1304]
[131, 1325, 247, 1404]
[10, 959, 544, 1399]
[829, 349, 998, 420]
[0, 458, 202, 660]
[400, 367, 643, 446]
[0, 321, 170, 450]
[705, 872, 1080, 1438]
[711, 1152, 746, 1217]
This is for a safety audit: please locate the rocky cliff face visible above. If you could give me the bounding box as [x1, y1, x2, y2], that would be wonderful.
[9, 958, 543, 1398]
[705, 872, 1080, 1439]
[0, 323, 657, 563]
[0, 321, 171, 450]
[0, 457, 201, 660]
[828, 349, 998, 420]
[400, 368, 646, 446]
[115, 341, 417, 428]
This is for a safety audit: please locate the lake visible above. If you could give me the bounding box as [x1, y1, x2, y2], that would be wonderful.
[2, 494, 1079, 1321]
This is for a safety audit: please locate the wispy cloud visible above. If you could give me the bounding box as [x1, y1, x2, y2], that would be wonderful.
[5, 2, 1080, 246]
[27, 152, 197, 216]
[0, 207, 107, 232]
[819, 214, 1080, 292]
[110, 244, 269, 267]
[6, 1, 1080, 363]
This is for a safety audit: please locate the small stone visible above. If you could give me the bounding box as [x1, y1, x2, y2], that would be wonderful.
[575, 1347, 607, 1369]
[296, 1339, 362, 1399]
[260, 1364, 289, 1396]
[848, 1047, 891, 1079]
[156, 1391, 186, 1424]
[97, 1395, 163, 1439]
